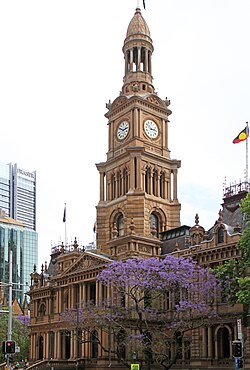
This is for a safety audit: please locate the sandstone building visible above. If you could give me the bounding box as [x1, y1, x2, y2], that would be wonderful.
[28, 7, 249, 370]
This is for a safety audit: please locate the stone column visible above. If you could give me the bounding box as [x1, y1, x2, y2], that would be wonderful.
[100, 172, 104, 201]
[45, 332, 49, 359]
[96, 281, 99, 305]
[173, 169, 178, 201]
[137, 47, 141, 71]
[79, 283, 83, 307]
[57, 331, 61, 359]
[214, 333, 218, 359]
[145, 47, 148, 72]
[157, 168, 160, 197]
[106, 174, 111, 201]
[129, 48, 133, 71]
[133, 108, 139, 137]
[130, 156, 135, 190]
[82, 282, 86, 306]
[165, 119, 168, 149]
[136, 156, 142, 190]
[202, 327, 207, 358]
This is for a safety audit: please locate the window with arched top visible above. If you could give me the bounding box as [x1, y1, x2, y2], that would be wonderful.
[218, 227, 224, 244]
[38, 303, 46, 317]
[117, 214, 125, 237]
[150, 213, 159, 237]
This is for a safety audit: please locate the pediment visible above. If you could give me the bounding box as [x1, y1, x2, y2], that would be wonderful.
[59, 252, 112, 277]
[145, 94, 166, 107]
[110, 96, 128, 110]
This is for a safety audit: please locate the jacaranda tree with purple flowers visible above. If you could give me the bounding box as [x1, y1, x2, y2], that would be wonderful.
[61, 256, 220, 370]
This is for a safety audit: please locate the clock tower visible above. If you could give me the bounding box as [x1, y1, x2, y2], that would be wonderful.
[96, 7, 181, 259]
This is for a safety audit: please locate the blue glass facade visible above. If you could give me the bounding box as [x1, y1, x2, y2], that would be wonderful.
[0, 162, 37, 304]
[0, 218, 38, 303]
[0, 162, 36, 231]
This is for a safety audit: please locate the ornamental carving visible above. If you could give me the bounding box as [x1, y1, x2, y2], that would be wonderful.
[117, 245, 127, 254]
[138, 245, 151, 253]
[145, 95, 164, 107]
[111, 96, 128, 109]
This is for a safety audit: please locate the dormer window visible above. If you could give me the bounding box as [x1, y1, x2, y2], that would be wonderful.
[218, 227, 224, 244]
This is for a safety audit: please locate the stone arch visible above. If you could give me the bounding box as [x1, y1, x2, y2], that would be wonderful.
[110, 208, 126, 238]
[214, 223, 226, 244]
[215, 324, 233, 358]
[150, 207, 167, 237]
[62, 289, 69, 311]
[38, 302, 46, 317]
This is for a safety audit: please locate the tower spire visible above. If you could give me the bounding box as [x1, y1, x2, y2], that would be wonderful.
[122, 8, 154, 96]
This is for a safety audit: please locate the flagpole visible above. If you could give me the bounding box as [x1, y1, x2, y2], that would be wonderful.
[246, 122, 249, 183]
[63, 203, 67, 246]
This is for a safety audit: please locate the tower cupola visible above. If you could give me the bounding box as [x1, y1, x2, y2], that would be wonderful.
[122, 7, 155, 96]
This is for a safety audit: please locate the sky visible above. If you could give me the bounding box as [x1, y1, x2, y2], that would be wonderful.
[0, 0, 249, 267]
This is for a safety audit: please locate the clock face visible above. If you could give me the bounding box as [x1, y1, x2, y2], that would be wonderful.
[144, 119, 159, 139]
[117, 121, 129, 140]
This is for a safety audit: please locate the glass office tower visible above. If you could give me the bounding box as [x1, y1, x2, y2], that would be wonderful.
[0, 214, 38, 303]
[0, 162, 37, 304]
[0, 162, 36, 230]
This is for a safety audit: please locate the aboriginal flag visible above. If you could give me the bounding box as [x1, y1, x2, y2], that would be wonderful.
[233, 126, 249, 144]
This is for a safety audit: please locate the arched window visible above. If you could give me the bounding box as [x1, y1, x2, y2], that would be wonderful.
[218, 227, 224, 244]
[117, 214, 125, 237]
[38, 303, 46, 317]
[150, 213, 159, 237]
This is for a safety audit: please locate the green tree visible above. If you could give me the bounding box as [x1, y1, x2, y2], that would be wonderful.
[0, 311, 30, 363]
[214, 192, 250, 306]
